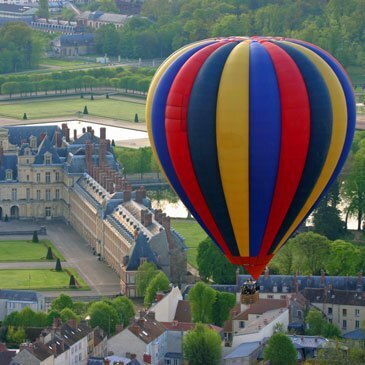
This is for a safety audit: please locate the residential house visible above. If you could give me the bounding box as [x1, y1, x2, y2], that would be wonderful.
[223, 298, 289, 348]
[0, 343, 16, 365]
[149, 286, 183, 322]
[342, 328, 365, 347]
[92, 328, 107, 359]
[76, 11, 129, 29]
[288, 335, 328, 362]
[0, 290, 44, 321]
[107, 312, 167, 365]
[11, 342, 54, 365]
[51, 34, 96, 57]
[302, 286, 365, 334]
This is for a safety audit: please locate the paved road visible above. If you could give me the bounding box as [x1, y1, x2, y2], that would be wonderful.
[0, 220, 120, 297]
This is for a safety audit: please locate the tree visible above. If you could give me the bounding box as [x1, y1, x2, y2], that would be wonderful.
[32, 230, 39, 243]
[60, 308, 79, 323]
[188, 282, 216, 323]
[183, 323, 222, 365]
[134, 113, 139, 123]
[212, 291, 236, 327]
[263, 333, 297, 365]
[51, 293, 74, 312]
[111, 296, 135, 327]
[288, 232, 330, 275]
[55, 258, 62, 271]
[6, 326, 25, 345]
[305, 308, 325, 336]
[46, 247, 53, 260]
[342, 147, 365, 230]
[69, 275, 76, 288]
[23, 113, 27, 120]
[83, 105, 88, 114]
[144, 271, 170, 306]
[136, 262, 158, 297]
[88, 301, 119, 335]
[325, 240, 361, 276]
[46, 310, 61, 326]
[197, 237, 239, 283]
[37, 0, 49, 18]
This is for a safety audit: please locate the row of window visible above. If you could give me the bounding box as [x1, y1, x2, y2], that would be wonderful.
[328, 308, 360, 317]
[35, 172, 61, 183]
[9, 188, 60, 200]
[339, 319, 361, 329]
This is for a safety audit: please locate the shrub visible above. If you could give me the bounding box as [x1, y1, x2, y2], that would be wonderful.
[46, 247, 54, 260]
[83, 105, 88, 114]
[32, 231, 39, 243]
[55, 258, 62, 271]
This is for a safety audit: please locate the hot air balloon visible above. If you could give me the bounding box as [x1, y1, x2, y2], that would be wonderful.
[146, 37, 356, 280]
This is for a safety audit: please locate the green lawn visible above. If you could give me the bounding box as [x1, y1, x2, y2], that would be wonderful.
[0, 97, 146, 122]
[40, 59, 96, 68]
[0, 269, 89, 290]
[0, 239, 65, 262]
[171, 218, 207, 268]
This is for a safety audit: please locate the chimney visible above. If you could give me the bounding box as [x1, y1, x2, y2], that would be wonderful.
[140, 209, 146, 226]
[73, 129, 77, 140]
[61, 123, 67, 135]
[82, 127, 86, 134]
[40, 132, 46, 142]
[19, 342, 33, 354]
[123, 188, 132, 202]
[52, 317, 61, 330]
[100, 127, 106, 140]
[144, 212, 152, 227]
[65, 128, 70, 142]
[91, 129, 95, 138]
[264, 267, 269, 279]
[87, 126, 92, 133]
[294, 272, 298, 293]
[321, 270, 325, 286]
[154, 209, 162, 224]
[99, 140, 107, 167]
[67, 319, 77, 329]
[155, 292, 164, 302]
[162, 215, 171, 231]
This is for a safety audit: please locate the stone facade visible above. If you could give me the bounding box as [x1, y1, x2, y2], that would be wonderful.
[0, 124, 187, 296]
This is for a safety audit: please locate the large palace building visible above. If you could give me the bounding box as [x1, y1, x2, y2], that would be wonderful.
[0, 124, 187, 296]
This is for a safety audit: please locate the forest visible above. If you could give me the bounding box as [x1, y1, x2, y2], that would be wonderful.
[96, 0, 365, 72]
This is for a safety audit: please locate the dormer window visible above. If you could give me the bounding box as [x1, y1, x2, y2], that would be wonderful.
[30, 136, 37, 149]
[6, 169, 13, 181]
[44, 153, 52, 165]
[25, 148, 31, 156]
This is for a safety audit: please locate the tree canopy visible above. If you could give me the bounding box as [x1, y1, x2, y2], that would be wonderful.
[263, 333, 297, 365]
[183, 323, 222, 365]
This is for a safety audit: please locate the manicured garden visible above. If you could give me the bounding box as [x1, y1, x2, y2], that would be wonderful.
[0, 239, 65, 262]
[0, 97, 146, 122]
[171, 218, 207, 268]
[0, 269, 89, 290]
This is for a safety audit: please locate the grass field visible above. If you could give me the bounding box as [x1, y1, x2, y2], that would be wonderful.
[0, 97, 146, 122]
[0, 239, 65, 262]
[171, 218, 207, 268]
[40, 59, 98, 69]
[0, 269, 89, 290]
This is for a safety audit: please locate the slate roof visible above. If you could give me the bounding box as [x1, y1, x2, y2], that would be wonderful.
[74, 131, 99, 144]
[0, 155, 17, 181]
[57, 322, 91, 347]
[0, 290, 39, 302]
[59, 33, 95, 47]
[33, 136, 61, 165]
[302, 288, 365, 306]
[288, 335, 328, 349]
[0, 4, 37, 14]
[233, 299, 288, 321]
[126, 233, 158, 271]
[224, 341, 262, 359]
[342, 329, 365, 340]
[6, 126, 59, 146]
[0, 351, 16, 365]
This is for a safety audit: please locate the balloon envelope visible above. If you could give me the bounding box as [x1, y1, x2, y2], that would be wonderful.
[146, 37, 355, 279]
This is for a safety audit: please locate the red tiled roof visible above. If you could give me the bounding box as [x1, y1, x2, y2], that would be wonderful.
[233, 299, 288, 321]
[174, 300, 192, 323]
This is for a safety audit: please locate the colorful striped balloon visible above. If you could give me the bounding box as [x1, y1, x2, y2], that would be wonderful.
[146, 37, 356, 279]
